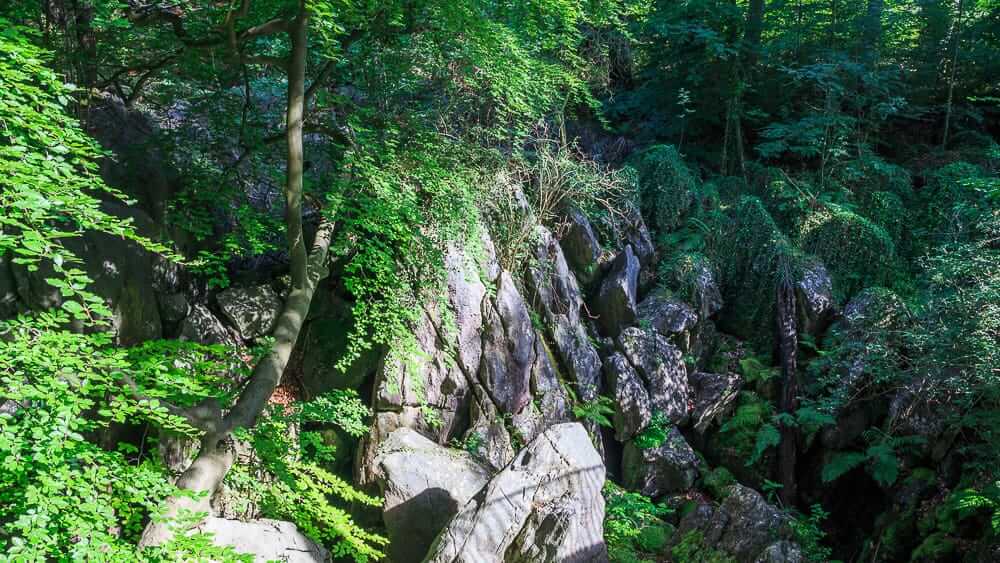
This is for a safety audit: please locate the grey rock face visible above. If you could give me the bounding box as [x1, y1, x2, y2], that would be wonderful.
[375, 428, 492, 563]
[197, 518, 329, 562]
[359, 233, 572, 484]
[622, 427, 699, 496]
[527, 226, 603, 400]
[179, 304, 232, 345]
[624, 206, 655, 268]
[374, 308, 472, 444]
[689, 371, 742, 433]
[796, 263, 833, 319]
[530, 338, 572, 431]
[157, 292, 190, 324]
[0, 255, 23, 319]
[594, 245, 639, 337]
[217, 284, 283, 340]
[637, 294, 698, 335]
[603, 353, 652, 441]
[11, 202, 163, 345]
[559, 206, 602, 285]
[677, 484, 796, 562]
[425, 423, 608, 563]
[616, 327, 690, 424]
[755, 541, 803, 563]
[677, 257, 723, 319]
[479, 272, 534, 414]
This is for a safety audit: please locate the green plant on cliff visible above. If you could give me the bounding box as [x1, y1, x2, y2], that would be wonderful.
[797, 204, 897, 300]
[604, 482, 673, 563]
[628, 144, 698, 234]
[233, 390, 387, 562]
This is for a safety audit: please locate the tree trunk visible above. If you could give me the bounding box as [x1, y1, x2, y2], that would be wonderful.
[776, 279, 799, 507]
[941, 0, 965, 148]
[863, 0, 884, 66]
[745, 0, 765, 68]
[139, 11, 335, 548]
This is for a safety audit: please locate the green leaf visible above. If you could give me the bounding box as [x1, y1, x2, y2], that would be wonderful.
[822, 451, 867, 483]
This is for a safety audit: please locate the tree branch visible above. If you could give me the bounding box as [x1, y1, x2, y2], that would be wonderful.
[118, 372, 221, 434]
[239, 17, 290, 40]
[304, 59, 335, 108]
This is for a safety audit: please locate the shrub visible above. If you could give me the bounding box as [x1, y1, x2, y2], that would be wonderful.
[628, 145, 698, 233]
[798, 204, 896, 300]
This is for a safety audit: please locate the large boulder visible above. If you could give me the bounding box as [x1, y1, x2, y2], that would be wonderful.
[299, 293, 380, 395]
[676, 484, 797, 562]
[157, 292, 190, 324]
[755, 541, 803, 563]
[196, 518, 329, 562]
[622, 427, 699, 496]
[358, 232, 573, 484]
[374, 428, 492, 563]
[526, 226, 603, 400]
[10, 202, 163, 345]
[593, 245, 639, 337]
[559, 205, 603, 286]
[372, 307, 472, 444]
[688, 371, 742, 433]
[179, 304, 233, 345]
[425, 423, 608, 563]
[603, 353, 652, 441]
[796, 262, 833, 334]
[637, 294, 698, 336]
[216, 284, 283, 340]
[616, 327, 690, 424]
[623, 206, 655, 268]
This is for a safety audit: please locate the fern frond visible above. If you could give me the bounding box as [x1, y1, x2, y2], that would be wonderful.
[822, 451, 867, 483]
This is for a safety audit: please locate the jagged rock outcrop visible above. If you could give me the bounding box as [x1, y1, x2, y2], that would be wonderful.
[637, 294, 698, 336]
[179, 303, 233, 345]
[527, 226, 603, 400]
[559, 205, 603, 286]
[197, 518, 330, 562]
[636, 292, 699, 350]
[755, 541, 803, 563]
[623, 207, 655, 268]
[374, 428, 492, 563]
[593, 245, 639, 337]
[603, 353, 652, 441]
[676, 484, 798, 562]
[796, 262, 833, 334]
[622, 427, 699, 496]
[689, 371, 742, 433]
[616, 327, 690, 424]
[479, 273, 534, 414]
[359, 235, 572, 482]
[424, 423, 608, 563]
[216, 284, 283, 340]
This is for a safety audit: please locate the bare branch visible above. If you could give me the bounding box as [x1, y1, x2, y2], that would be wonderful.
[239, 18, 290, 39]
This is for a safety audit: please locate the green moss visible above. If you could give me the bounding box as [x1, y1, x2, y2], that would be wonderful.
[671, 530, 736, 563]
[628, 144, 698, 233]
[714, 196, 804, 349]
[798, 204, 896, 300]
[702, 467, 737, 501]
[635, 522, 673, 553]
